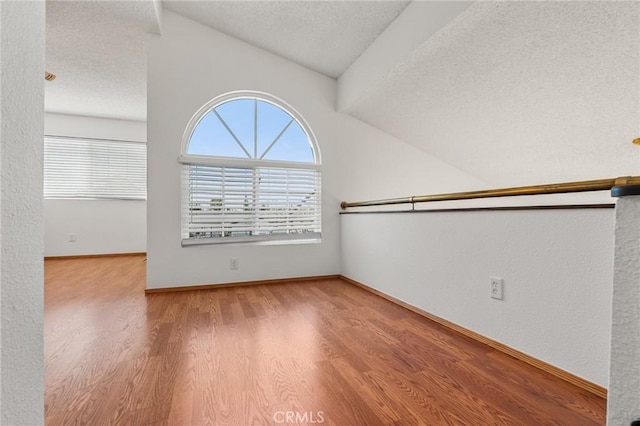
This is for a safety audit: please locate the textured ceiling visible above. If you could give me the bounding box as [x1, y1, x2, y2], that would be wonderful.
[46, 1, 639, 190]
[45, 1, 160, 121]
[45, 0, 409, 120]
[349, 1, 640, 187]
[163, 1, 410, 78]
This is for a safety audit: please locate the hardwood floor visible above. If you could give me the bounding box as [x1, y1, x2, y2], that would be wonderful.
[45, 255, 606, 425]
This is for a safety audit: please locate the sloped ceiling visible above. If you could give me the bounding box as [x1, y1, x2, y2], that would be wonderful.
[45, 0, 409, 119]
[46, 1, 639, 188]
[343, 1, 640, 187]
[163, 1, 410, 78]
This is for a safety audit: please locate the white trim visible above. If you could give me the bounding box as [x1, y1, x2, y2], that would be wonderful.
[45, 134, 147, 145]
[179, 154, 321, 170]
[182, 232, 322, 246]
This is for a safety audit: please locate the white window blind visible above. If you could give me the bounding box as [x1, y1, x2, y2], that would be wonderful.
[44, 136, 146, 200]
[181, 163, 321, 243]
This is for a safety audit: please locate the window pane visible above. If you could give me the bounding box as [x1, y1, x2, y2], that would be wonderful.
[214, 99, 255, 157]
[262, 122, 314, 163]
[256, 100, 294, 158]
[187, 97, 316, 163]
[181, 93, 320, 244]
[187, 110, 249, 158]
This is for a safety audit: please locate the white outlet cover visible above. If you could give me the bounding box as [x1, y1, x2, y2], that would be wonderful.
[490, 277, 504, 300]
[230, 258, 239, 270]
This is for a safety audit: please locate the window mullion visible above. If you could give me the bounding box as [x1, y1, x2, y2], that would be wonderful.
[253, 99, 258, 159]
[222, 167, 227, 237]
[286, 169, 291, 234]
[252, 168, 259, 237]
[213, 109, 252, 159]
[259, 118, 294, 160]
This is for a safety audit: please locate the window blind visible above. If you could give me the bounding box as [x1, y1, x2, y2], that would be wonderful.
[181, 164, 321, 243]
[44, 136, 146, 200]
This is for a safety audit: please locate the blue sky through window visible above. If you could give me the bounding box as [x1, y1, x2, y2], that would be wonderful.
[215, 99, 254, 156]
[257, 101, 292, 158]
[188, 110, 248, 158]
[187, 98, 314, 163]
[263, 122, 312, 162]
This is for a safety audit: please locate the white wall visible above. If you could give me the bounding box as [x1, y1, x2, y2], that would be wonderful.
[341, 208, 614, 387]
[0, 1, 45, 423]
[44, 199, 145, 257]
[44, 113, 146, 256]
[146, 10, 485, 288]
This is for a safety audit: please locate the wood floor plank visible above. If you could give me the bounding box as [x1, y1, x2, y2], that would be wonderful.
[314, 360, 387, 425]
[328, 356, 421, 425]
[45, 255, 607, 425]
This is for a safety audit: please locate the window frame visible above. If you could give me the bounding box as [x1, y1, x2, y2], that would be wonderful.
[179, 91, 322, 246]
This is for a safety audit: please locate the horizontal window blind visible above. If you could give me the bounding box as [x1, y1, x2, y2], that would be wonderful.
[182, 164, 321, 242]
[44, 136, 146, 200]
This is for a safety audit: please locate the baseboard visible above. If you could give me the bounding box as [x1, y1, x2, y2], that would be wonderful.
[145, 274, 341, 294]
[45, 252, 146, 260]
[339, 275, 607, 400]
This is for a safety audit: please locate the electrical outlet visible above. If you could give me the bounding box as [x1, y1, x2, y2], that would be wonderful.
[230, 258, 239, 270]
[490, 277, 504, 300]
[69, 233, 76, 242]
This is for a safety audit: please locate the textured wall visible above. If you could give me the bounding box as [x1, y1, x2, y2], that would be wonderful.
[0, 1, 45, 423]
[44, 113, 147, 256]
[608, 195, 640, 425]
[341, 208, 614, 387]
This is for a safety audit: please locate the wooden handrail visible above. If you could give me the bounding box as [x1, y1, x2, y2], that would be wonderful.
[340, 176, 640, 209]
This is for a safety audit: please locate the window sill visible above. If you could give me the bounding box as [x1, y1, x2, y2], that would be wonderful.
[181, 234, 321, 247]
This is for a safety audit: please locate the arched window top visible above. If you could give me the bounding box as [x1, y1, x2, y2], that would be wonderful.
[182, 91, 320, 165]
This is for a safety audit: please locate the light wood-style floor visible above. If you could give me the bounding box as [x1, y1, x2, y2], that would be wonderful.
[45, 255, 606, 425]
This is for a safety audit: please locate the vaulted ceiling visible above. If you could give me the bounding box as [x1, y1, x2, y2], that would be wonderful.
[163, 1, 410, 79]
[45, 0, 410, 120]
[45, 0, 639, 187]
[341, 1, 640, 186]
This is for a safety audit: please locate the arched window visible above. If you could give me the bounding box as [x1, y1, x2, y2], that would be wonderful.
[180, 91, 321, 245]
